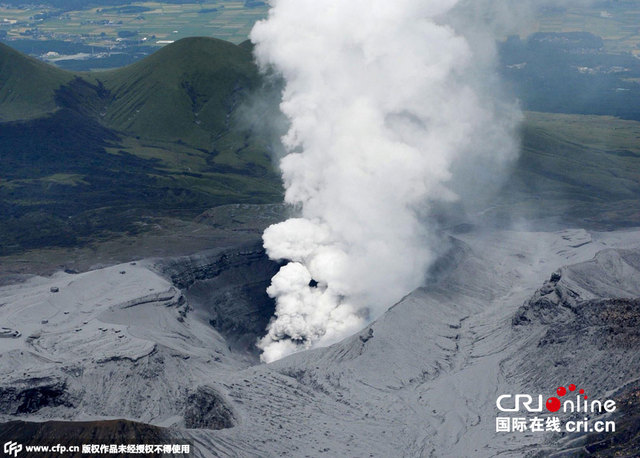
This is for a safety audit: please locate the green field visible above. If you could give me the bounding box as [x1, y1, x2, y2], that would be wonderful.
[3, 1, 639, 54]
[0, 1, 268, 48]
[533, 2, 640, 55]
[493, 111, 640, 229]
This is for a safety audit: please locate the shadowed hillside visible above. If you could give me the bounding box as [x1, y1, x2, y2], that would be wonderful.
[0, 42, 72, 121]
[0, 38, 282, 255]
[492, 112, 640, 229]
[99, 37, 261, 146]
[3, 38, 640, 256]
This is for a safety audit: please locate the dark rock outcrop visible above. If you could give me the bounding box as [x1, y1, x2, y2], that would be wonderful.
[155, 240, 279, 351]
[184, 386, 235, 430]
[0, 419, 186, 458]
[582, 385, 640, 457]
[508, 248, 640, 456]
[157, 241, 276, 290]
[0, 379, 73, 415]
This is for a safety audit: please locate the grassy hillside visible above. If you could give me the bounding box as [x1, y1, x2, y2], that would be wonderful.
[3, 38, 640, 256]
[0, 38, 282, 255]
[493, 112, 640, 229]
[99, 37, 261, 146]
[0, 42, 73, 121]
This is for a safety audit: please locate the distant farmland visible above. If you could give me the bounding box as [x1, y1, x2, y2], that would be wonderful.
[532, 2, 640, 56]
[0, 1, 268, 48]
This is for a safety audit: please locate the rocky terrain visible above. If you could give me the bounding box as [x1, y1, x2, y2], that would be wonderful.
[156, 241, 279, 352]
[1, 227, 640, 456]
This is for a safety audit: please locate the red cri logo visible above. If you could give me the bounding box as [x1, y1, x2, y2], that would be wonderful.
[496, 383, 616, 414]
[546, 384, 586, 412]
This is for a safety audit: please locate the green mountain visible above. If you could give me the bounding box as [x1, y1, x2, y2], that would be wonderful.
[0, 37, 282, 255]
[3, 37, 640, 257]
[99, 37, 261, 146]
[0, 41, 72, 122]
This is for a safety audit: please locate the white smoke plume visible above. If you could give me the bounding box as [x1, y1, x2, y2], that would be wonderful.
[251, 0, 521, 363]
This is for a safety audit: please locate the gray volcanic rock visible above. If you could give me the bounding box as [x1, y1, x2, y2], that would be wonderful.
[506, 248, 640, 456]
[156, 242, 271, 290]
[187, 229, 640, 457]
[0, 237, 280, 443]
[582, 386, 640, 457]
[155, 240, 278, 352]
[510, 248, 640, 393]
[184, 386, 236, 430]
[0, 261, 244, 428]
[0, 378, 74, 415]
[3, 228, 640, 457]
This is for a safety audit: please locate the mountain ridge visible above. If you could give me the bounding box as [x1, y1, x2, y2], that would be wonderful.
[0, 37, 261, 141]
[0, 41, 72, 122]
[0, 37, 283, 255]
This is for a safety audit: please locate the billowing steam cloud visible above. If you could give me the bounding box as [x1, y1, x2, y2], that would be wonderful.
[251, 0, 520, 363]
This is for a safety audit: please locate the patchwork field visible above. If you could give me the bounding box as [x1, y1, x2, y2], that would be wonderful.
[534, 2, 640, 55]
[0, 1, 268, 47]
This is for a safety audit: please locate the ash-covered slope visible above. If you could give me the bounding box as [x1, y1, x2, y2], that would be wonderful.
[190, 228, 640, 457]
[3, 228, 640, 457]
[0, 255, 249, 429]
[509, 245, 640, 396]
[154, 239, 279, 352]
[508, 247, 640, 456]
[0, 236, 283, 454]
